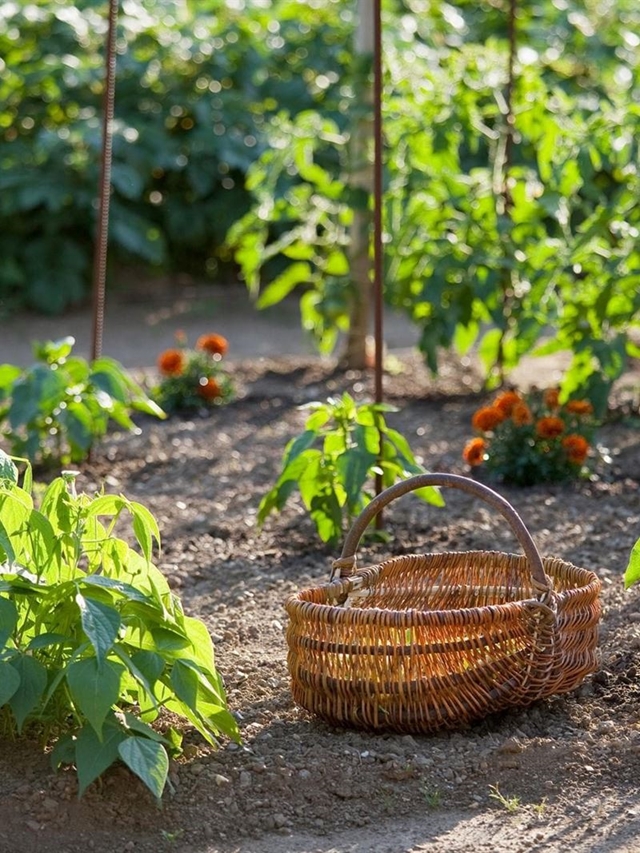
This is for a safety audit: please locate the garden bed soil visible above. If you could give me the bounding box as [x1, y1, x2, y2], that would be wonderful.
[2, 351, 640, 853]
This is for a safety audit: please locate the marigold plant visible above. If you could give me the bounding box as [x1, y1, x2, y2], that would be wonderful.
[153, 332, 234, 414]
[463, 387, 597, 486]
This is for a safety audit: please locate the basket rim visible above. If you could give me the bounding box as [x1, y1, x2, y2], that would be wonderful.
[285, 549, 601, 628]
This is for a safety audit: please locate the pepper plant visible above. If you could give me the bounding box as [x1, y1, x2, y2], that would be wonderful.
[0, 459, 239, 799]
[258, 393, 444, 546]
[0, 337, 165, 467]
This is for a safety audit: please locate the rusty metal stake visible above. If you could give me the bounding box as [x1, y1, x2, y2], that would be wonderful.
[91, 0, 119, 362]
[373, 0, 384, 520]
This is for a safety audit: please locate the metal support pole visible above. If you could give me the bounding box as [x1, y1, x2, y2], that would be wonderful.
[373, 0, 384, 516]
[91, 0, 119, 361]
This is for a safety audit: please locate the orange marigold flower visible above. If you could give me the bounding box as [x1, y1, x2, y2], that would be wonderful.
[196, 333, 228, 358]
[565, 399, 593, 416]
[511, 401, 533, 426]
[493, 390, 522, 417]
[472, 406, 505, 432]
[543, 388, 560, 409]
[197, 377, 221, 400]
[463, 437, 487, 467]
[536, 416, 565, 439]
[562, 434, 589, 465]
[158, 348, 185, 376]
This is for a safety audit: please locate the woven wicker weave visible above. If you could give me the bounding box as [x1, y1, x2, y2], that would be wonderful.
[285, 474, 601, 733]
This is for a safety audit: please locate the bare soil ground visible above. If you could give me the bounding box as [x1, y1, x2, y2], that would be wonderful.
[1, 291, 640, 852]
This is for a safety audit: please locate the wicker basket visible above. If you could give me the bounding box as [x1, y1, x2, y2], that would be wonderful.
[285, 473, 601, 733]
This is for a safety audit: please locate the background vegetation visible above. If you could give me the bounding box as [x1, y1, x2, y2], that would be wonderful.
[1, 0, 639, 401]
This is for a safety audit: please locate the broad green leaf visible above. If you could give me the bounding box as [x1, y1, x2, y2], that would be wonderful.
[282, 430, 318, 467]
[282, 243, 314, 261]
[0, 451, 18, 484]
[118, 736, 169, 800]
[0, 494, 58, 576]
[76, 594, 121, 663]
[172, 657, 225, 708]
[0, 365, 22, 393]
[50, 733, 76, 770]
[119, 710, 168, 743]
[34, 337, 75, 363]
[304, 408, 331, 431]
[624, 539, 640, 589]
[414, 485, 446, 507]
[7, 654, 48, 731]
[0, 660, 20, 706]
[129, 502, 161, 562]
[163, 697, 217, 745]
[27, 632, 69, 650]
[82, 574, 150, 604]
[66, 657, 124, 738]
[39, 478, 73, 534]
[148, 627, 191, 657]
[337, 446, 376, 510]
[0, 596, 18, 646]
[131, 398, 166, 419]
[112, 646, 161, 710]
[75, 718, 127, 796]
[309, 491, 343, 545]
[385, 428, 420, 467]
[59, 403, 95, 453]
[85, 495, 127, 518]
[323, 250, 349, 276]
[0, 519, 16, 566]
[182, 616, 217, 674]
[170, 658, 200, 709]
[256, 262, 311, 309]
[90, 368, 127, 403]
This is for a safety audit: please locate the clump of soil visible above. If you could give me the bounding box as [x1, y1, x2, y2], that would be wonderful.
[2, 352, 640, 853]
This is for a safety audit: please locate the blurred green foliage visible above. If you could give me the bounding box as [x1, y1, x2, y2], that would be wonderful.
[0, 0, 351, 313]
[228, 0, 640, 404]
[2, 0, 640, 403]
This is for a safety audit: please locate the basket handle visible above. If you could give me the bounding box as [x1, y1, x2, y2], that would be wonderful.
[331, 473, 551, 598]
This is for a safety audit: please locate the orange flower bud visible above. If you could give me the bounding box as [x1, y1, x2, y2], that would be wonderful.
[511, 402, 533, 426]
[562, 434, 589, 465]
[543, 388, 560, 409]
[535, 416, 565, 439]
[157, 348, 185, 376]
[472, 406, 505, 432]
[565, 399, 593, 416]
[197, 377, 221, 400]
[494, 390, 522, 417]
[196, 334, 228, 358]
[463, 437, 487, 467]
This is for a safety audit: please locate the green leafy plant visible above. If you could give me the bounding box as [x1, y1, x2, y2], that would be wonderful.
[225, 2, 640, 407]
[258, 392, 444, 546]
[0, 337, 164, 467]
[226, 110, 356, 357]
[421, 784, 442, 808]
[0, 459, 239, 799]
[624, 538, 640, 589]
[462, 387, 596, 486]
[153, 332, 234, 414]
[0, 0, 352, 312]
[488, 785, 521, 813]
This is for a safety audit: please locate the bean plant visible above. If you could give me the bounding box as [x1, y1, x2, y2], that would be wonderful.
[0, 337, 164, 467]
[0, 459, 238, 799]
[258, 393, 444, 546]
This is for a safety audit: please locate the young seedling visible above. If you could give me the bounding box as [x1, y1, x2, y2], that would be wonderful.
[259, 392, 443, 546]
[421, 784, 442, 808]
[489, 784, 521, 813]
